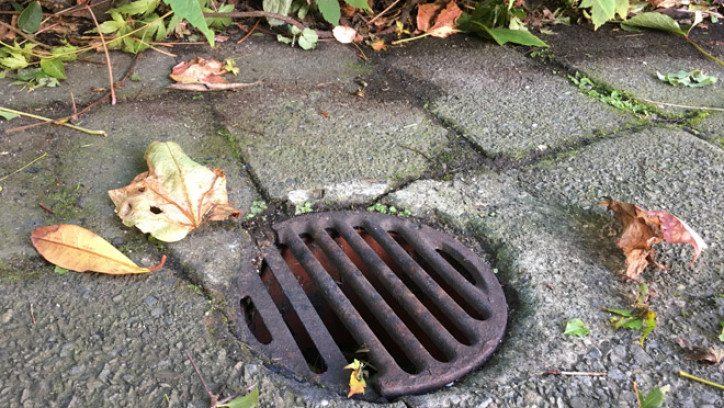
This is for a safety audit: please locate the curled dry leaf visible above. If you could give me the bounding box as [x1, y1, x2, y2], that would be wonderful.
[170, 57, 228, 84]
[675, 338, 724, 365]
[31, 224, 166, 274]
[417, 0, 463, 38]
[599, 197, 707, 281]
[344, 359, 367, 398]
[108, 141, 241, 242]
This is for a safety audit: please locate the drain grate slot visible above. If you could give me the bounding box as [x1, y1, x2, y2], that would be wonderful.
[235, 212, 508, 399]
[259, 261, 327, 374]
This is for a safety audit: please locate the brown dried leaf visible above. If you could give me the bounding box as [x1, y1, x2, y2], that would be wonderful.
[416, 0, 462, 38]
[599, 197, 707, 281]
[675, 338, 724, 365]
[108, 141, 241, 242]
[170, 57, 228, 84]
[31, 224, 166, 274]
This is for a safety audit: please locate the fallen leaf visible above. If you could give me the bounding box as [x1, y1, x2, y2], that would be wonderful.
[31, 224, 166, 274]
[599, 197, 707, 281]
[344, 359, 367, 398]
[417, 0, 463, 38]
[368, 36, 387, 51]
[108, 141, 241, 242]
[564, 318, 591, 336]
[170, 57, 228, 84]
[675, 338, 724, 365]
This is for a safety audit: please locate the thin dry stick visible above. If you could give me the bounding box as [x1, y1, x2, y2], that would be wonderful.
[678, 369, 724, 390]
[546, 370, 607, 376]
[237, 18, 261, 44]
[368, 0, 403, 25]
[85, 4, 116, 105]
[0, 152, 47, 183]
[0, 22, 52, 49]
[29, 304, 35, 325]
[641, 99, 724, 112]
[633, 381, 642, 408]
[0, 107, 107, 136]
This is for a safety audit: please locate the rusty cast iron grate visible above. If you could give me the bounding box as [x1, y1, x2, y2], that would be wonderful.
[234, 211, 507, 399]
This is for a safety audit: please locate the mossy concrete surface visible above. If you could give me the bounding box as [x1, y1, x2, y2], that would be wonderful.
[1, 26, 723, 408]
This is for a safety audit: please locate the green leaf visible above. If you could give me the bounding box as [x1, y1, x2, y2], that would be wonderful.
[54, 266, 69, 275]
[614, 0, 629, 19]
[317, 0, 341, 26]
[461, 20, 548, 47]
[263, 0, 294, 26]
[40, 58, 66, 79]
[0, 54, 29, 70]
[640, 310, 656, 347]
[163, 0, 215, 46]
[344, 0, 372, 12]
[580, 0, 616, 30]
[51, 44, 79, 62]
[0, 110, 20, 120]
[610, 316, 643, 329]
[298, 28, 318, 50]
[206, 3, 235, 29]
[719, 321, 724, 342]
[112, 0, 161, 17]
[601, 307, 633, 317]
[657, 69, 717, 87]
[18, 1, 43, 34]
[218, 387, 259, 408]
[621, 12, 685, 36]
[276, 34, 292, 44]
[564, 318, 591, 337]
[637, 385, 670, 408]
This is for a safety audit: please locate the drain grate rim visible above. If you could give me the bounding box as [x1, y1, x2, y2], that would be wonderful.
[234, 211, 507, 399]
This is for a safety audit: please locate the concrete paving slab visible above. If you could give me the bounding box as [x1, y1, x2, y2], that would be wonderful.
[691, 111, 724, 147]
[216, 80, 449, 204]
[379, 36, 632, 157]
[547, 25, 724, 113]
[0, 100, 258, 261]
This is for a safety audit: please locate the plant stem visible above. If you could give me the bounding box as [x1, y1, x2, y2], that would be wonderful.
[0, 107, 107, 136]
[0, 152, 47, 183]
[678, 369, 724, 390]
[685, 37, 724, 67]
[391, 32, 433, 45]
[640, 99, 724, 112]
[85, 4, 116, 105]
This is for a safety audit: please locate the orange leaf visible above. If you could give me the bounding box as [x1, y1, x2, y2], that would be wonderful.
[31, 224, 166, 274]
[416, 0, 462, 38]
[170, 58, 228, 84]
[599, 197, 707, 281]
[344, 359, 367, 398]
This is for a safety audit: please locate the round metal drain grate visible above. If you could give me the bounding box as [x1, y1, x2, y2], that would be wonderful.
[234, 211, 507, 399]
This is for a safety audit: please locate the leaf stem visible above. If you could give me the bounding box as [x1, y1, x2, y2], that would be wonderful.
[391, 32, 433, 45]
[0, 106, 107, 136]
[685, 36, 724, 67]
[678, 369, 724, 390]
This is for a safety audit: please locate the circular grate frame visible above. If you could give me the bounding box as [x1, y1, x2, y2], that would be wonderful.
[234, 211, 507, 399]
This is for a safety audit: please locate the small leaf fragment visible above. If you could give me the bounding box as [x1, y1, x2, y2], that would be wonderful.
[636, 384, 670, 408]
[170, 58, 228, 84]
[564, 318, 591, 336]
[344, 359, 367, 398]
[217, 387, 259, 408]
[675, 338, 724, 365]
[31, 224, 166, 274]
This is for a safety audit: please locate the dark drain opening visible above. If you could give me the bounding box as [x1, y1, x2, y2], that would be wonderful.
[390, 232, 490, 321]
[326, 228, 451, 364]
[234, 211, 508, 399]
[298, 233, 420, 374]
[258, 260, 328, 374]
[240, 296, 272, 344]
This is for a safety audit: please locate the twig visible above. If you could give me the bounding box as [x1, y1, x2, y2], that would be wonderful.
[38, 203, 55, 214]
[203, 11, 333, 38]
[0, 22, 52, 49]
[0, 107, 107, 136]
[545, 370, 607, 376]
[0, 152, 48, 183]
[633, 381, 642, 408]
[167, 80, 263, 92]
[368, 0, 403, 25]
[129, 37, 177, 57]
[238, 19, 261, 44]
[678, 369, 724, 390]
[640, 99, 724, 112]
[85, 4, 116, 105]
[30, 303, 36, 325]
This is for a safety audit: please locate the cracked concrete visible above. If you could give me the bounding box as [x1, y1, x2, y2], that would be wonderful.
[1, 24, 723, 408]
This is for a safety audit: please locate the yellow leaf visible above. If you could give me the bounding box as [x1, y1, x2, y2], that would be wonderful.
[31, 224, 166, 274]
[108, 141, 241, 242]
[344, 359, 366, 398]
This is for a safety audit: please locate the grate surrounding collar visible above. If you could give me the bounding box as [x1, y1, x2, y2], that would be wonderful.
[234, 211, 507, 399]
